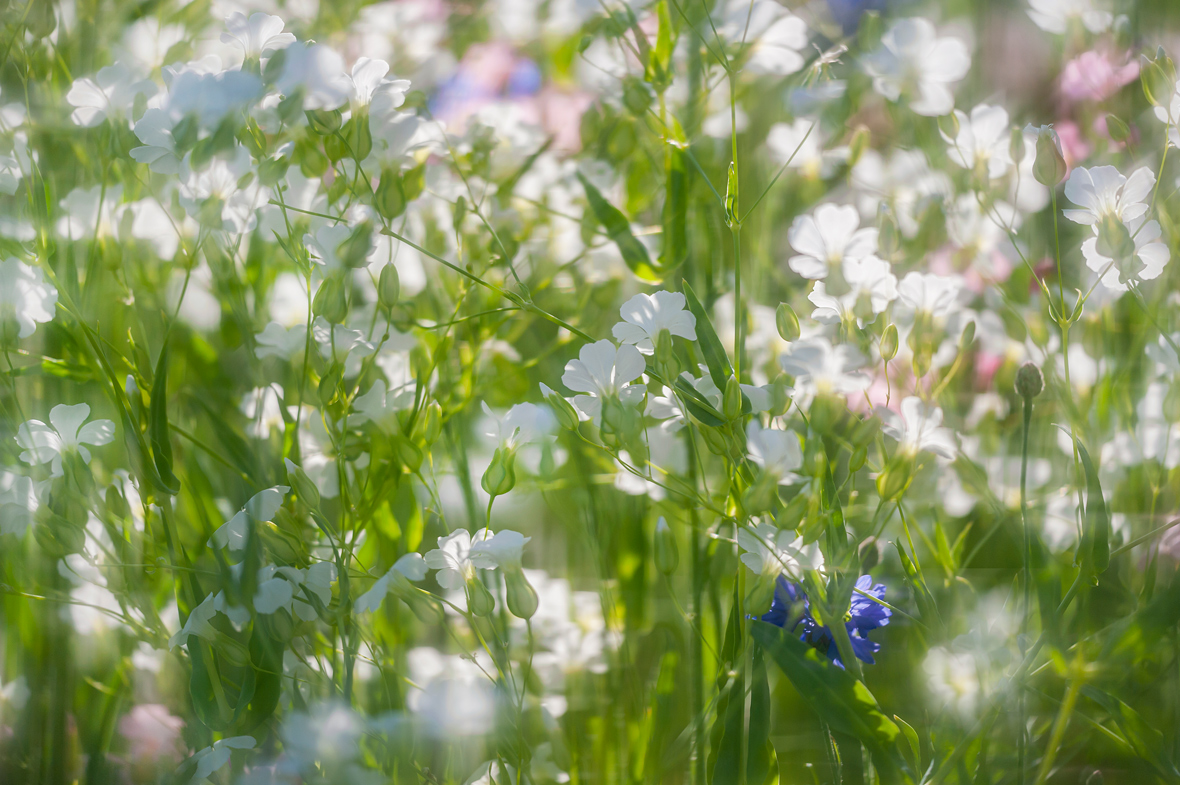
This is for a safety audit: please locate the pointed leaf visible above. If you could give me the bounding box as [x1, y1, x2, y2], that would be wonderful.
[683, 281, 732, 389]
[577, 172, 664, 281]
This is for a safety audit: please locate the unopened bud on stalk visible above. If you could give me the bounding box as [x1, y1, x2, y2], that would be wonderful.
[849, 445, 867, 473]
[776, 302, 800, 342]
[1026, 125, 1068, 186]
[422, 400, 442, 444]
[876, 454, 914, 501]
[318, 364, 343, 407]
[1096, 214, 1135, 262]
[312, 275, 348, 324]
[285, 458, 321, 508]
[505, 568, 538, 619]
[1015, 362, 1044, 399]
[465, 577, 495, 616]
[541, 383, 579, 430]
[880, 324, 898, 361]
[481, 447, 517, 497]
[723, 376, 744, 420]
[378, 263, 400, 310]
[1141, 48, 1176, 110]
[1009, 127, 1026, 165]
[654, 517, 679, 575]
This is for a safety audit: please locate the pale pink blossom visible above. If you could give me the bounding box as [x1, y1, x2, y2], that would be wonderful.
[1059, 51, 1138, 103]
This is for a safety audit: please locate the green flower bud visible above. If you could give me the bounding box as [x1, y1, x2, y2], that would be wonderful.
[912, 348, 931, 380]
[775, 302, 800, 342]
[1028, 125, 1067, 186]
[849, 445, 867, 473]
[878, 204, 900, 260]
[505, 568, 539, 620]
[1105, 114, 1130, 143]
[1009, 127, 1026, 165]
[305, 108, 342, 135]
[336, 222, 375, 269]
[396, 436, 424, 472]
[422, 400, 442, 444]
[654, 517, 679, 575]
[312, 275, 348, 324]
[743, 472, 779, 515]
[1015, 362, 1044, 399]
[378, 263, 400, 310]
[859, 536, 881, 571]
[959, 321, 976, 353]
[481, 447, 517, 497]
[655, 328, 675, 369]
[465, 577, 495, 616]
[105, 484, 131, 521]
[1095, 214, 1135, 262]
[317, 364, 343, 407]
[374, 167, 408, 220]
[542, 384, 579, 430]
[880, 324, 898, 361]
[285, 458, 321, 509]
[1141, 48, 1176, 110]
[723, 376, 744, 420]
[876, 454, 914, 501]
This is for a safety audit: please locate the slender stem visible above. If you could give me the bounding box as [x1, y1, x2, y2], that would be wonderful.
[1034, 676, 1082, 785]
[1018, 392, 1033, 785]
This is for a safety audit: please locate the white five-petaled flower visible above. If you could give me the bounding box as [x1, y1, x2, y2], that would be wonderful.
[1028, 0, 1112, 35]
[715, 0, 809, 76]
[253, 562, 337, 620]
[942, 104, 1013, 180]
[1081, 216, 1170, 290]
[778, 337, 870, 397]
[808, 255, 898, 326]
[0, 257, 57, 338]
[354, 553, 428, 613]
[737, 522, 823, 577]
[560, 340, 646, 420]
[277, 42, 352, 111]
[469, 529, 531, 570]
[1062, 166, 1154, 227]
[897, 272, 963, 319]
[167, 593, 220, 650]
[877, 397, 957, 459]
[862, 18, 971, 117]
[211, 486, 290, 551]
[482, 402, 554, 450]
[745, 422, 803, 485]
[221, 12, 296, 61]
[347, 57, 411, 115]
[17, 404, 115, 477]
[425, 529, 500, 589]
[66, 63, 156, 127]
[611, 291, 697, 354]
[352, 379, 415, 432]
[787, 203, 879, 280]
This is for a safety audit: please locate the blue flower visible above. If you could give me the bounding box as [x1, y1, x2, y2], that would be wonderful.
[757, 575, 891, 668]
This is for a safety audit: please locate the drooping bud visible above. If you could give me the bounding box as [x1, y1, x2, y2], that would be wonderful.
[541, 383, 579, 430]
[422, 400, 442, 445]
[336, 222, 374, 269]
[465, 577, 495, 616]
[1026, 125, 1068, 186]
[654, 517, 679, 575]
[312, 275, 348, 324]
[481, 447, 517, 497]
[285, 458, 321, 509]
[880, 324, 898, 361]
[723, 376, 744, 420]
[305, 108, 342, 135]
[504, 568, 539, 620]
[317, 363, 343, 407]
[849, 445, 867, 473]
[1015, 362, 1044, 399]
[775, 302, 800, 342]
[1141, 48, 1177, 110]
[378, 263, 400, 309]
[876, 454, 914, 501]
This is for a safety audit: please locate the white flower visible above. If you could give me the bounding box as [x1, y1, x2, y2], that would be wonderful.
[482, 402, 554, 450]
[877, 397, 957, 459]
[611, 291, 697, 354]
[716, 0, 808, 76]
[808, 255, 898, 325]
[560, 340, 646, 420]
[17, 404, 115, 477]
[167, 593, 220, 649]
[897, 272, 962, 319]
[787, 203, 878, 280]
[923, 646, 980, 720]
[766, 119, 830, 177]
[254, 562, 336, 620]
[1081, 216, 1170, 290]
[779, 337, 870, 396]
[1028, 0, 1112, 34]
[942, 104, 1012, 180]
[130, 109, 181, 174]
[425, 529, 500, 589]
[1062, 166, 1154, 227]
[177, 147, 259, 235]
[66, 63, 156, 127]
[0, 257, 57, 338]
[211, 486, 290, 551]
[240, 384, 285, 438]
[745, 422, 803, 484]
[348, 57, 410, 115]
[352, 379, 415, 432]
[355, 553, 428, 613]
[862, 18, 970, 117]
[737, 522, 823, 577]
[312, 317, 375, 362]
[278, 42, 352, 111]
[161, 68, 263, 129]
[117, 18, 186, 74]
[304, 223, 352, 269]
[255, 322, 307, 361]
[221, 12, 295, 61]
[469, 529, 531, 569]
[188, 736, 256, 783]
[0, 471, 43, 536]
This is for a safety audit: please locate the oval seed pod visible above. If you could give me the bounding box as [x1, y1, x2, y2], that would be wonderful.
[880, 324, 899, 361]
[776, 302, 801, 342]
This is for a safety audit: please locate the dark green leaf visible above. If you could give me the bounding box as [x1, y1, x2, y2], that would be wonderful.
[682, 281, 732, 389]
[149, 343, 180, 495]
[577, 172, 664, 281]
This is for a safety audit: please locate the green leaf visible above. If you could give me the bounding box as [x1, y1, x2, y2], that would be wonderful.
[1082, 687, 1180, 779]
[577, 172, 664, 281]
[659, 146, 687, 271]
[1060, 429, 1110, 574]
[752, 622, 904, 778]
[149, 343, 180, 495]
[893, 714, 921, 771]
[673, 375, 725, 426]
[682, 281, 732, 389]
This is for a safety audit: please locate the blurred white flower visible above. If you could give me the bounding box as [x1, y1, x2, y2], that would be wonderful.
[808, 255, 897, 326]
[347, 57, 410, 114]
[737, 522, 822, 577]
[877, 397, 957, 459]
[211, 486, 290, 551]
[942, 104, 1013, 180]
[482, 401, 554, 449]
[425, 529, 500, 589]
[117, 18, 186, 74]
[0, 470, 42, 536]
[469, 529, 530, 569]
[779, 337, 870, 396]
[352, 378, 415, 432]
[745, 422, 803, 484]
[221, 12, 296, 61]
[189, 736, 256, 782]
[787, 203, 878, 280]
[560, 340, 646, 420]
[862, 18, 970, 117]
[1028, 0, 1112, 34]
[355, 553, 428, 613]
[66, 63, 156, 127]
[241, 384, 285, 438]
[923, 646, 980, 720]
[254, 562, 336, 619]
[0, 257, 57, 338]
[897, 272, 962, 318]
[178, 147, 260, 234]
[17, 403, 115, 477]
[1062, 165, 1153, 226]
[1081, 216, 1170, 290]
[278, 42, 351, 110]
[611, 291, 697, 354]
[716, 0, 808, 76]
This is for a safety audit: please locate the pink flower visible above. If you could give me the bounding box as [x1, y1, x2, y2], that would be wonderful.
[537, 87, 594, 152]
[1059, 51, 1139, 103]
[974, 352, 1004, 390]
[1054, 121, 1090, 171]
[120, 704, 185, 772]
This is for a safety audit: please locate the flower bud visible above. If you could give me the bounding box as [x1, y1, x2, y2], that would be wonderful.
[912, 348, 931, 379]
[849, 445, 867, 473]
[378, 263, 400, 310]
[105, 484, 131, 520]
[1105, 114, 1130, 143]
[422, 400, 442, 444]
[318, 364, 343, 407]
[336, 222, 374, 269]
[481, 447, 517, 497]
[775, 302, 800, 342]
[723, 376, 744, 420]
[396, 436, 424, 472]
[465, 577, 495, 616]
[1015, 362, 1044, 399]
[724, 162, 738, 227]
[877, 204, 900, 260]
[541, 384, 579, 430]
[959, 321, 976, 353]
[743, 472, 779, 515]
[859, 536, 881, 571]
[654, 517, 679, 575]
[1141, 48, 1176, 110]
[505, 568, 538, 620]
[880, 324, 898, 361]
[876, 454, 913, 501]
[305, 108, 342, 135]
[312, 275, 348, 324]
[1027, 125, 1067, 186]
[937, 112, 960, 139]
[285, 458, 321, 509]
